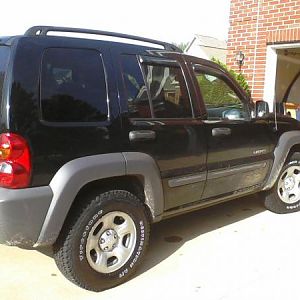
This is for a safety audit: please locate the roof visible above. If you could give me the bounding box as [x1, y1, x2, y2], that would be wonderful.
[185, 34, 227, 62]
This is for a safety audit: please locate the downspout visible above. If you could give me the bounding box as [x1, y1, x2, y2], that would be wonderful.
[251, 0, 262, 90]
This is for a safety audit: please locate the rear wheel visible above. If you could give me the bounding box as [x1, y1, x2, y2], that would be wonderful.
[264, 154, 300, 213]
[53, 190, 150, 291]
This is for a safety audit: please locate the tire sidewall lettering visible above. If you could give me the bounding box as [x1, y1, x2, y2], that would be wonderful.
[118, 220, 145, 278]
[79, 210, 103, 261]
[79, 208, 147, 280]
[286, 202, 300, 210]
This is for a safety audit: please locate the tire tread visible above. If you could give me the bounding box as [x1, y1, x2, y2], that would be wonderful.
[53, 190, 150, 291]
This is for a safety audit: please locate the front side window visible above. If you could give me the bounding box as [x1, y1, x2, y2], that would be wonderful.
[142, 63, 192, 118]
[195, 69, 247, 120]
[41, 48, 107, 122]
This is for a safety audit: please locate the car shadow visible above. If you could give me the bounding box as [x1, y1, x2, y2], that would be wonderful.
[32, 194, 266, 272]
[134, 193, 265, 277]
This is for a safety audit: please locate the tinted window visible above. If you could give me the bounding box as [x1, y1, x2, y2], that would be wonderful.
[41, 48, 107, 122]
[0, 47, 10, 102]
[142, 64, 192, 118]
[121, 55, 151, 118]
[195, 70, 247, 120]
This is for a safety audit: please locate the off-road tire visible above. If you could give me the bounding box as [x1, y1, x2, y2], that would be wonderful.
[53, 190, 150, 291]
[264, 153, 300, 213]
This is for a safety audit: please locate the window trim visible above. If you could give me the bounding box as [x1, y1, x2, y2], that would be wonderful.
[39, 47, 110, 127]
[139, 55, 181, 67]
[138, 56, 195, 119]
[192, 64, 251, 121]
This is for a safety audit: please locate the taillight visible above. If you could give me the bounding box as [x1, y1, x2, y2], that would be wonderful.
[0, 133, 31, 188]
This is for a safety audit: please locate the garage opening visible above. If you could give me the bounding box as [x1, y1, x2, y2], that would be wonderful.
[264, 44, 300, 116]
[275, 48, 300, 119]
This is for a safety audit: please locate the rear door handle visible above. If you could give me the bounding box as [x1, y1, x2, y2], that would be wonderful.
[212, 127, 231, 137]
[129, 130, 156, 142]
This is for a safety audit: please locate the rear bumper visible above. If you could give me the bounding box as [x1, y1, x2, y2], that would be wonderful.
[0, 187, 52, 246]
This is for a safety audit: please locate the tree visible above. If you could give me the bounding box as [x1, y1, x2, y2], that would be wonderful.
[211, 57, 251, 96]
[172, 42, 188, 52]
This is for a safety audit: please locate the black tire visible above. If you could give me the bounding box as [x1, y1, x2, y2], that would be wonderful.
[264, 153, 300, 213]
[53, 190, 150, 291]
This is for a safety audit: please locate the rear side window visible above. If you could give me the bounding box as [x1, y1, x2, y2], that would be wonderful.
[41, 48, 108, 123]
[142, 63, 192, 118]
[121, 55, 151, 118]
[0, 47, 10, 102]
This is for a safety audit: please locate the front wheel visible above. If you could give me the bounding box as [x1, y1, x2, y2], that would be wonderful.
[264, 155, 300, 213]
[53, 190, 150, 291]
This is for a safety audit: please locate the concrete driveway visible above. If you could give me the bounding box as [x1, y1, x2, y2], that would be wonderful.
[0, 194, 300, 300]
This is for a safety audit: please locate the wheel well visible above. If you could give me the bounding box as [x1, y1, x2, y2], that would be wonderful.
[287, 146, 300, 161]
[67, 175, 153, 222]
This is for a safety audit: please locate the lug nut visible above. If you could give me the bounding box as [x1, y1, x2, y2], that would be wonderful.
[100, 238, 105, 244]
[106, 231, 111, 236]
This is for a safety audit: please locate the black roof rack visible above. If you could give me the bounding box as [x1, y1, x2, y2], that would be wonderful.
[24, 26, 182, 53]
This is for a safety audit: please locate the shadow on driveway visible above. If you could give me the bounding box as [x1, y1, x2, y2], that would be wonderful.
[136, 194, 265, 277]
[30, 194, 265, 276]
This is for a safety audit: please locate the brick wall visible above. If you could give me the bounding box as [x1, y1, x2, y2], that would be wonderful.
[227, 0, 300, 100]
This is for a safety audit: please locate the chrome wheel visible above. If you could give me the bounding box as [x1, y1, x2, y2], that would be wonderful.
[277, 165, 300, 204]
[86, 211, 137, 274]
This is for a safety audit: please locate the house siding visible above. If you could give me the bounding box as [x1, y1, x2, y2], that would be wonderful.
[227, 0, 300, 100]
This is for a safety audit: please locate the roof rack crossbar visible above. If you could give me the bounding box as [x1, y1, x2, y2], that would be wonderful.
[24, 26, 182, 52]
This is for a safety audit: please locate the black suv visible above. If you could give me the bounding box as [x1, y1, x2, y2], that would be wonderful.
[0, 26, 300, 291]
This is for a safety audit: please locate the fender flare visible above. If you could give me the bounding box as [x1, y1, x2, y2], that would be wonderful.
[34, 152, 164, 247]
[123, 152, 164, 219]
[263, 131, 300, 190]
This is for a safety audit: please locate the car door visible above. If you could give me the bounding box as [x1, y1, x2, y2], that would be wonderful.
[113, 49, 207, 210]
[188, 58, 274, 200]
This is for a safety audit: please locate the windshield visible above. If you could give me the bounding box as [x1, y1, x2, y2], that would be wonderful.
[0, 46, 10, 102]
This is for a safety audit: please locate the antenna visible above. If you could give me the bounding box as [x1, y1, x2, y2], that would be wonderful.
[274, 99, 278, 131]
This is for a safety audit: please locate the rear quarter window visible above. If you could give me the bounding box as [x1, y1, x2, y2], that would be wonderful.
[41, 48, 108, 123]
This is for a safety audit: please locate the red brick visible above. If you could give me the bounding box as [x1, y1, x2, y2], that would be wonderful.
[227, 0, 300, 100]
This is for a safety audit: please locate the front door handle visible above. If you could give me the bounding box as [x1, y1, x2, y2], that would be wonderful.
[129, 130, 156, 142]
[212, 127, 231, 137]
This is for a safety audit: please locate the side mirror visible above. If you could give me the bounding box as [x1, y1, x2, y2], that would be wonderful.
[255, 100, 269, 117]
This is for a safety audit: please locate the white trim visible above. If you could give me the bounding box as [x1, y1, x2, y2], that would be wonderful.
[263, 46, 277, 111]
[263, 43, 300, 112]
[252, 0, 262, 90]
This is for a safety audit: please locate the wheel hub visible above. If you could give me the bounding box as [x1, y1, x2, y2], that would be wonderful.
[99, 229, 118, 252]
[284, 176, 295, 191]
[86, 211, 137, 273]
[277, 166, 300, 204]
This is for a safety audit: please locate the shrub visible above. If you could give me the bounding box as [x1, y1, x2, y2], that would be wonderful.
[212, 57, 251, 96]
